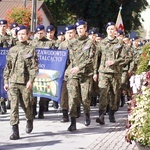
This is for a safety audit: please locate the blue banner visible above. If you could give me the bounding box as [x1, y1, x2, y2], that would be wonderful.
[0, 48, 68, 103]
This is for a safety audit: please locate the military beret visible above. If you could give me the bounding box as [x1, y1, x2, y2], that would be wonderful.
[88, 29, 96, 35]
[10, 22, 18, 29]
[16, 25, 28, 34]
[117, 30, 124, 35]
[35, 25, 45, 33]
[0, 19, 7, 25]
[57, 30, 65, 36]
[105, 22, 115, 29]
[65, 25, 75, 32]
[96, 33, 103, 38]
[75, 20, 87, 28]
[132, 36, 139, 41]
[46, 25, 55, 32]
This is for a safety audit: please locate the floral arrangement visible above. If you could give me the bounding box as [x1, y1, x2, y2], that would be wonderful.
[136, 43, 150, 75]
[126, 71, 150, 148]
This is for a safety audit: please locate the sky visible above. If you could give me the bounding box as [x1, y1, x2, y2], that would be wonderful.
[141, 0, 150, 31]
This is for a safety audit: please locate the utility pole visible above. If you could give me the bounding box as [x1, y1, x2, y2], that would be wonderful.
[23, 0, 26, 8]
[31, 0, 38, 32]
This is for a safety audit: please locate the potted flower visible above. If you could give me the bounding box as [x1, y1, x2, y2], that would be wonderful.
[126, 71, 150, 150]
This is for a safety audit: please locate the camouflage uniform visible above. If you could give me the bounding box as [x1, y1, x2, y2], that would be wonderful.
[94, 37, 126, 123]
[59, 38, 82, 122]
[30, 36, 56, 118]
[0, 33, 12, 114]
[3, 41, 39, 125]
[65, 35, 95, 121]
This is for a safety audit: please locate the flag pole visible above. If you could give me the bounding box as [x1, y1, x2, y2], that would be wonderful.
[116, 4, 124, 31]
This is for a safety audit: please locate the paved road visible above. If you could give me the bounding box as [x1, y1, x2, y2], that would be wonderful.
[0, 103, 138, 150]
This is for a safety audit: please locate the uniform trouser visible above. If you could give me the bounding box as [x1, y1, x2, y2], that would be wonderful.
[8, 83, 33, 126]
[98, 73, 119, 111]
[60, 81, 69, 110]
[67, 77, 92, 118]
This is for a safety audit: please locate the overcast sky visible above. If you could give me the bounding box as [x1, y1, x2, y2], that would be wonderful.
[141, 0, 150, 30]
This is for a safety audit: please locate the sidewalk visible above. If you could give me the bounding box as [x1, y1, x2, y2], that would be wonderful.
[0, 103, 138, 150]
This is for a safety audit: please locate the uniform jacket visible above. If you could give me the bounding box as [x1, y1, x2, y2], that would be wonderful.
[65, 35, 95, 79]
[94, 37, 126, 74]
[3, 41, 39, 84]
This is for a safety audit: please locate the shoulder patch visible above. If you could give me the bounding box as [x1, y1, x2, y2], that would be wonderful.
[24, 53, 32, 59]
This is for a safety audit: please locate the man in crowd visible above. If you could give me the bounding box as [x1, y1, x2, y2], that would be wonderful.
[93, 22, 126, 125]
[65, 20, 95, 131]
[3, 25, 39, 140]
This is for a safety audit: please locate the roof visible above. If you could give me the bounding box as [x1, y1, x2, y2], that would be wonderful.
[0, 0, 54, 24]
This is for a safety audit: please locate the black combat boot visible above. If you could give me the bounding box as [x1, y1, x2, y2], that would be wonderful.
[53, 100, 59, 109]
[120, 94, 125, 107]
[10, 124, 20, 140]
[84, 113, 91, 126]
[26, 120, 33, 133]
[6, 99, 11, 109]
[38, 106, 44, 119]
[33, 104, 37, 118]
[61, 109, 69, 122]
[1, 101, 7, 114]
[90, 97, 97, 106]
[76, 106, 81, 118]
[109, 109, 116, 123]
[68, 117, 76, 131]
[44, 100, 50, 112]
[96, 110, 105, 125]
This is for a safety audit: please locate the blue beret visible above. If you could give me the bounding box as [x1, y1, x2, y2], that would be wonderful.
[132, 36, 139, 41]
[10, 22, 18, 29]
[65, 25, 75, 32]
[75, 20, 87, 28]
[16, 25, 28, 34]
[88, 29, 96, 35]
[117, 30, 124, 35]
[35, 25, 45, 33]
[105, 22, 115, 29]
[46, 25, 55, 32]
[57, 30, 65, 36]
[0, 19, 7, 25]
[96, 33, 103, 38]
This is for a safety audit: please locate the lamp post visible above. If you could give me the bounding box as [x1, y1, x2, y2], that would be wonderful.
[31, 0, 38, 32]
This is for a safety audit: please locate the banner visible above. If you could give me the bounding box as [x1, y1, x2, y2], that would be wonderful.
[0, 48, 68, 103]
[116, 5, 124, 31]
[0, 48, 9, 99]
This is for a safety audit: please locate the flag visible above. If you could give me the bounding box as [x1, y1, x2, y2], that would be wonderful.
[116, 5, 124, 31]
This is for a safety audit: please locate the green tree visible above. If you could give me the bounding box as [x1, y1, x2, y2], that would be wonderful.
[44, 0, 148, 33]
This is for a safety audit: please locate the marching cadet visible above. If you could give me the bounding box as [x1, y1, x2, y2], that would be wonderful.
[46, 25, 59, 109]
[46, 25, 56, 42]
[88, 29, 96, 43]
[3, 25, 39, 140]
[0, 19, 11, 114]
[10, 22, 18, 46]
[95, 33, 103, 43]
[93, 22, 127, 125]
[55, 30, 65, 48]
[30, 25, 55, 119]
[58, 25, 77, 122]
[65, 20, 95, 131]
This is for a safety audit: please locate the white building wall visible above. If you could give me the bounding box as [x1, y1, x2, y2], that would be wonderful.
[40, 8, 50, 27]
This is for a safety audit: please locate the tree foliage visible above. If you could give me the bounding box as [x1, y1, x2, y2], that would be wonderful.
[44, 0, 148, 33]
[5, 7, 43, 28]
